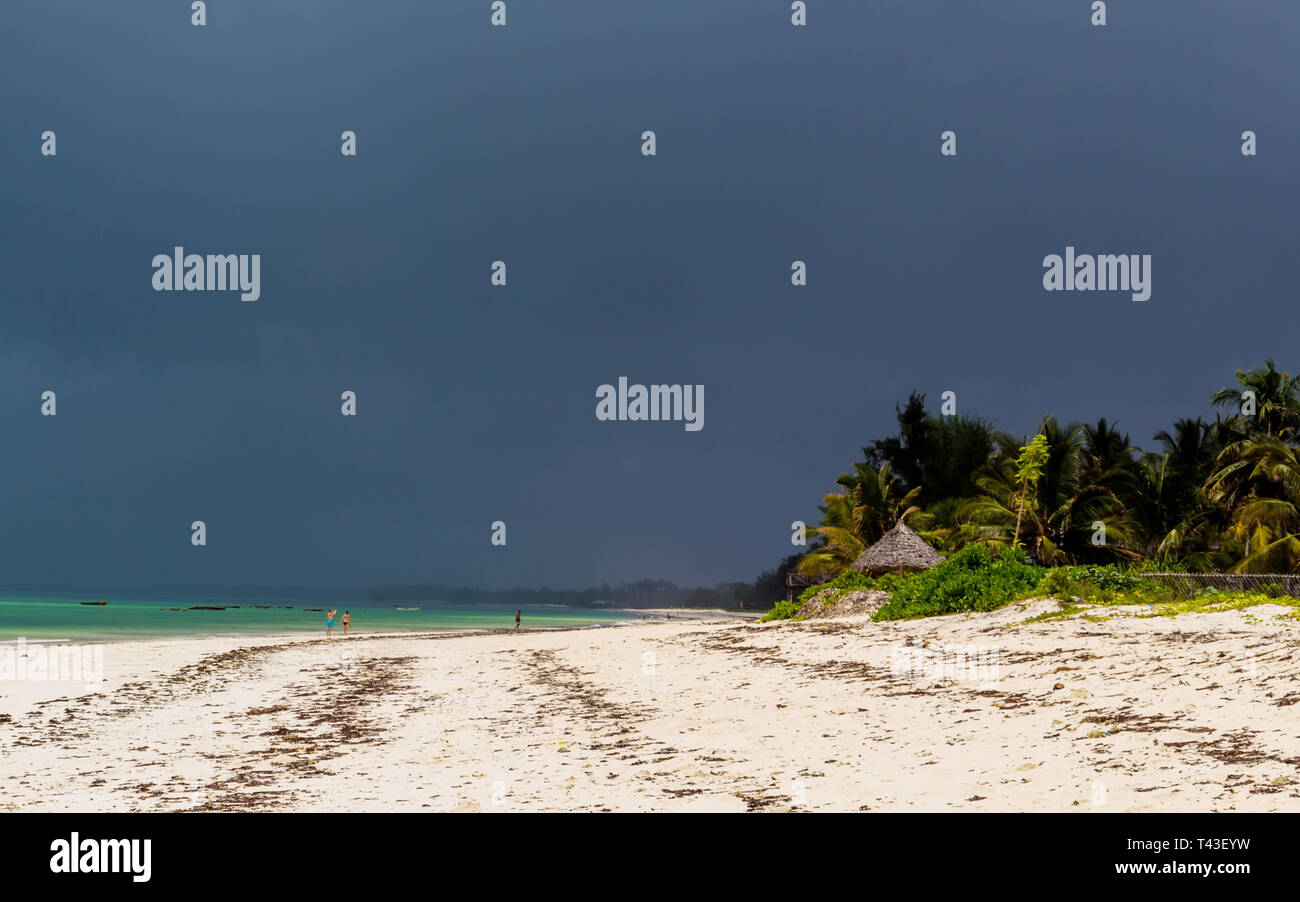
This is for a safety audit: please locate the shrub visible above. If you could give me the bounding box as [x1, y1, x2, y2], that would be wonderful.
[759, 600, 802, 622]
[1038, 565, 1174, 604]
[872, 544, 1044, 620]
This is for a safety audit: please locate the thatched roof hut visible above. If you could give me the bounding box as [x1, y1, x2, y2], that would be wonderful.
[851, 522, 944, 576]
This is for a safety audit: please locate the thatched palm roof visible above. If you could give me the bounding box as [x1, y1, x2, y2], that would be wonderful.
[851, 522, 944, 575]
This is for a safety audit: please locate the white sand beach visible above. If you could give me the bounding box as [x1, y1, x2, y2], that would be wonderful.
[2, 602, 1297, 812]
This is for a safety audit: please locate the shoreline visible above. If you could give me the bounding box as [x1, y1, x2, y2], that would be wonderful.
[0, 625, 611, 647]
[1, 603, 1296, 812]
[0, 606, 756, 646]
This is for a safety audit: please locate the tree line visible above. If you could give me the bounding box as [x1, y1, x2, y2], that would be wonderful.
[794, 359, 1300, 585]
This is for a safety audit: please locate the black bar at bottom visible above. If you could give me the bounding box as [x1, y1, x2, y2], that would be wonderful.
[0, 812, 1284, 890]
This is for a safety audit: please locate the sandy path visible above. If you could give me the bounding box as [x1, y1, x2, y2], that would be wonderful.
[1, 603, 1297, 811]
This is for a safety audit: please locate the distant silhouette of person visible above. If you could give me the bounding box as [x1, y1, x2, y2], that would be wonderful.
[342, 610, 351, 635]
[515, 610, 521, 631]
[326, 608, 337, 636]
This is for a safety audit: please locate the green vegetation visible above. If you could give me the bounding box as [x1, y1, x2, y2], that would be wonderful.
[795, 569, 879, 606]
[1022, 589, 1300, 624]
[1142, 592, 1300, 620]
[758, 600, 802, 623]
[760, 360, 1300, 621]
[762, 555, 1300, 624]
[795, 462, 920, 583]
[1010, 433, 1051, 549]
[873, 545, 1043, 620]
[764, 569, 888, 621]
[1035, 565, 1172, 604]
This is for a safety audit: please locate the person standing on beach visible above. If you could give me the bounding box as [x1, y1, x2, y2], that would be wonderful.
[515, 610, 521, 631]
[342, 610, 350, 635]
[326, 608, 337, 636]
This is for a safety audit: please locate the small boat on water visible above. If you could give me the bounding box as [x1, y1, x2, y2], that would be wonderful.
[394, 606, 420, 611]
[80, 601, 108, 606]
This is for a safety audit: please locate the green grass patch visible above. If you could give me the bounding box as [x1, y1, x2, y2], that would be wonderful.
[1022, 588, 1300, 624]
[1033, 565, 1176, 606]
[758, 600, 802, 622]
[1141, 592, 1300, 619]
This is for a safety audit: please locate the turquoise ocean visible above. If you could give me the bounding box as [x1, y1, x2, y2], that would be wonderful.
[0, 594, 634, 642]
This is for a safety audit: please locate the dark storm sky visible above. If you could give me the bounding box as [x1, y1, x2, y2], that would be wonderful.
[1, 1, 1297, 592]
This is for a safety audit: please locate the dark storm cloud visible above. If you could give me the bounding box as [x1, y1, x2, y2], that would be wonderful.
[1, 1, 1297, 591]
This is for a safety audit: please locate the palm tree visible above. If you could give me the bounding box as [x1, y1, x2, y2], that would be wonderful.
[1126, 451, 1228, 568]
[1082, 418, 1138, 477]
[1210, 359, 1300, 441]
[797, 462, 922, 580]
[1128, 452, 1176, 557]
[1080, 418, 1142, 518]
[1125, 418, 1230, 567]
[1205, 435, 1300, 571]
[1154, 417, 1223, 476]
[959, 416, 1140, 563]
